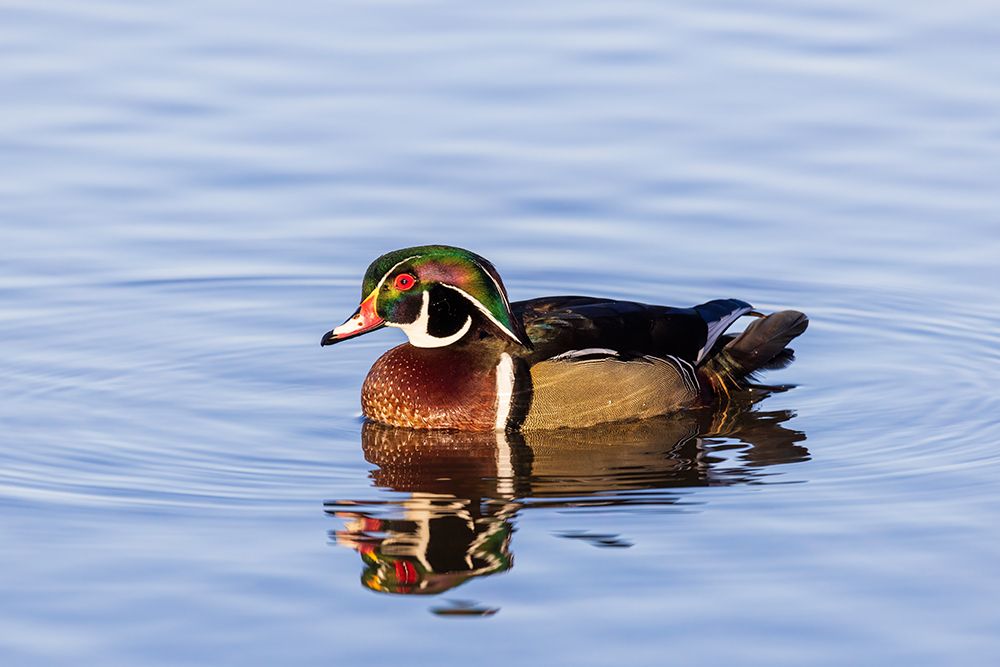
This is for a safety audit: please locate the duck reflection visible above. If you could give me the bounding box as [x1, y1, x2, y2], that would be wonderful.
[326, 389, 808, 597]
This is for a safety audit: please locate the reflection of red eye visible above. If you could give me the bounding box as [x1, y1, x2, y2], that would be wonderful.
[395, 560, 418, 584]
[393, 273, 416, 291]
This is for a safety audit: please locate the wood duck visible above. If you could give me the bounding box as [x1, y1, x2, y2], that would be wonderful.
[321, 245, 808, 431]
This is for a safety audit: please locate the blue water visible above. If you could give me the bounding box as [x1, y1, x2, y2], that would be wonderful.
[3, 1, 1000, 665]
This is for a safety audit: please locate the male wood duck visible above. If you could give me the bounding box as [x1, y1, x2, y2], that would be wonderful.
[321, 245, 808, 431]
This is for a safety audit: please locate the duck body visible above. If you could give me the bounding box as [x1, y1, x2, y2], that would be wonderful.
[323, 246, 808, 432]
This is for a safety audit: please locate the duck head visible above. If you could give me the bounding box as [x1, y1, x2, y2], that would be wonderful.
[321, 245, 531, 349]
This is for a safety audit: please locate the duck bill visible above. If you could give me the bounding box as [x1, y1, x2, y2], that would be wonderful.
[321, 291, 384, 346]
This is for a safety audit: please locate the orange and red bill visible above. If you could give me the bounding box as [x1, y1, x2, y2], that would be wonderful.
[321, 291, 384, 346]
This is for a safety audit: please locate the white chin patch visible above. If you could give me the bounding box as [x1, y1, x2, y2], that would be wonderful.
[387, 290, 472, 348]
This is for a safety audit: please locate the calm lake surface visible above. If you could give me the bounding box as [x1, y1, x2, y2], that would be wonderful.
[2, 1, 999, 665]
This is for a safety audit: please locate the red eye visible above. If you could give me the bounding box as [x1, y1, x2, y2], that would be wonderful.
[393, 273, 415, 291]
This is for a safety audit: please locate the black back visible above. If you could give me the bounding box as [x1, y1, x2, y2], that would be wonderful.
[514, 296, 751, 364]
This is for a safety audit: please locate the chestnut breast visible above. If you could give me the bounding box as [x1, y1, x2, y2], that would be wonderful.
[362, 343, 501, 430]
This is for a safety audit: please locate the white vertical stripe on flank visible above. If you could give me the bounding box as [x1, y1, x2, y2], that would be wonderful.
[493, 352, 515, 431]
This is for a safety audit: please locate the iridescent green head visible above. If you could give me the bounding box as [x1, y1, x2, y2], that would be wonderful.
[321, 245, 531, 349]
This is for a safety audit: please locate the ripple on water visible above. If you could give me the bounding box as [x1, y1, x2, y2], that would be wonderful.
[0, 274, 372, 514]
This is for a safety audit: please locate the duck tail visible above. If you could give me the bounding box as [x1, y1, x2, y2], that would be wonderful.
[701, 310, 809, 393]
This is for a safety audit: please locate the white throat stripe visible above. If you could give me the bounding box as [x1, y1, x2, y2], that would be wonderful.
[388, 289, 471, 348]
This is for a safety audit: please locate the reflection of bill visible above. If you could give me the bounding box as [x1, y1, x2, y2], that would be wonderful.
[327, 391, 808, 597]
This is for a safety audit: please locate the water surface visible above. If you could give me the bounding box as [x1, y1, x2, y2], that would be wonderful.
[2, 1, 1000, 665]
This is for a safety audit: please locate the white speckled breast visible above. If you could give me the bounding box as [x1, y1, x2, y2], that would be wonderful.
[361, 343, 501, 430]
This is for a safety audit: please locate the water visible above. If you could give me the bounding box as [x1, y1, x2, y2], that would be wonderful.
[2, 1, 1000, 664]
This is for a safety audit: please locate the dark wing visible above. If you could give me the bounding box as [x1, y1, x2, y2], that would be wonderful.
[513, 296, 752, 365]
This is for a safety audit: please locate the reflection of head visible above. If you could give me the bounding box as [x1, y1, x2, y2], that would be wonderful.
[334, 497, 514, 595]
[330, 395, 808, 595]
